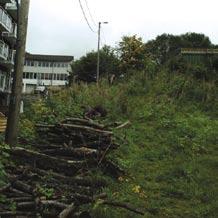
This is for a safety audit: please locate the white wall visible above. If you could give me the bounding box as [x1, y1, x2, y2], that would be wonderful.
[22, 60, 71, 93]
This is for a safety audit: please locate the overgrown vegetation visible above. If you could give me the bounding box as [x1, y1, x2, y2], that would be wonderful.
[0, 32, 218, 217]
[18, 67, 217, 217]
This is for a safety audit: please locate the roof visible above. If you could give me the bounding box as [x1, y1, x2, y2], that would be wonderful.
[25, 53, 74, 62]
[181, 48, 218, 55]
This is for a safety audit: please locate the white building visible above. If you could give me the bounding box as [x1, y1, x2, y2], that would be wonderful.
[0, 0, 17, 113]
[23, 53, 74, 93]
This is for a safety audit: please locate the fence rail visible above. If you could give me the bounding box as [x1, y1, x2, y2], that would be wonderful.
[0, 114, 7, 133]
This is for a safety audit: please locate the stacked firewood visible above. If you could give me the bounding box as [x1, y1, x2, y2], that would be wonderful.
[0, 118, 143, 217]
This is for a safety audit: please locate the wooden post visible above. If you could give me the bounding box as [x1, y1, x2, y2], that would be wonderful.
[5, 0, 30, 146]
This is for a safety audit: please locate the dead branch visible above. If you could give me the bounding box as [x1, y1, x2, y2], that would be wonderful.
[102, 200, 145, 216]
[115, 120, 131, 129]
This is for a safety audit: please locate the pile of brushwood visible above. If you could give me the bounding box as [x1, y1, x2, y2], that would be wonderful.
[0, 118, 144, 217]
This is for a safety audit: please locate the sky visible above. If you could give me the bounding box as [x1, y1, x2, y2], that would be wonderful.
[26, 0, 218, 59]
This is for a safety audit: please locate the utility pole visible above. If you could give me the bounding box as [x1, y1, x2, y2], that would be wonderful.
[5, 0, 30, 146]
[96, 21, 108, 85]
[96, 22, 101, 85]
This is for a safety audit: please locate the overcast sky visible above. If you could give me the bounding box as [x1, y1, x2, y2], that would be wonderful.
[26, 0, 218, 59]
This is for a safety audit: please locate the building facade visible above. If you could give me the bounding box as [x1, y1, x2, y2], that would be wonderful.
[0, 0, 17, 111]
[181, 48, 218, 67]
[23, 53, 74, 93]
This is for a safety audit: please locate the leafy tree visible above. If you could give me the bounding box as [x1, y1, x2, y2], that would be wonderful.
[181, 32, 212, 48]
[69, 46, 120, 83]
[146, 34, 182, 64]
[145, 33, 213, 64]
[118, 35, 147, 73]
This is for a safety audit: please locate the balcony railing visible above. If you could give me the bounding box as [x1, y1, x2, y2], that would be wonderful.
[2, 22, 17, 42]
[5, 0, 18, 20]
[0, 40, 9, 60]
[0, 40, 15, 69]
[8, 49, 16, 64]
[0, 6, 13, 33]
[5, 2, 17, 11]
[1, 1, 11, 4]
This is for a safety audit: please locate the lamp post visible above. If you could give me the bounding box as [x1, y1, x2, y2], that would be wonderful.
[96, 21, 108, 85]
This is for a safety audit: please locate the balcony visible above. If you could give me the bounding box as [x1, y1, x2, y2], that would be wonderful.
[5, 0, 17, 21]
[2, 23, 17, 45]
[0, 40, 9, 60]
[0, 69, 11, 94]
[0, 6, 13, 33]
[0, 41, 15, 70]
[0, 0, 12, 4]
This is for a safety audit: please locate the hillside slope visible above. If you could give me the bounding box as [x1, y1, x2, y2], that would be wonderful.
[1, 70, 217, 217]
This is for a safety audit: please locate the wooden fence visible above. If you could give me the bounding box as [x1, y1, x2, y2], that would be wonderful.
[0, 113, 7, 133]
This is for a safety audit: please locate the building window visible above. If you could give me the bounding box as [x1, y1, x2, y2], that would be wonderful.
[26, 72, 30, 79]
[49, 74, 52, 80]
[36, 73, 40, 80]
[30, 72, 33, 79]
[44, 73, 49, 80]
[41, 73, 44, 80]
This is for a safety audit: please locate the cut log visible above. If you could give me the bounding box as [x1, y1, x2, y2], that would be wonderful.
[11, 180, 33, 195]
[102, 160, 125, 177]
[59, 123, 113, 136]
[7, 187, 32, 197]
[61, 118, 105, 130]
[16, 201, 36, 210]
[40, 200, 68, 210]
[30, 168, 107, 187]
[71, 193, 107, 205]
[9, 196, 33, 203]
[9, 147, 86, 175]
[43, 147, 99, 158]
[0, 184, 10, 193]
[0, 211, 35, 217]
[59, 203, 76, 218]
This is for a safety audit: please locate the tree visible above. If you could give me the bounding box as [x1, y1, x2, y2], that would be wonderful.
[145, 33, 213, 64]
[69, 46, 120, 83]
[145, 34, 182, 64]
[118, 35, 147, 73]
[181, 32, 212, 48]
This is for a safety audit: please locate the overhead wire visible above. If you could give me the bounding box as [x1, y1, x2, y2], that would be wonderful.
[78, 0, 97, 33]
[83, 0, 97, 27]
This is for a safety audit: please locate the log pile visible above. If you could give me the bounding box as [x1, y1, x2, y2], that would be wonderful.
[0, 118, 143, 217]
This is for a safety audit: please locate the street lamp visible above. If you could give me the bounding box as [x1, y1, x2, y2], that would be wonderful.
[96, 21, 108, 85]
